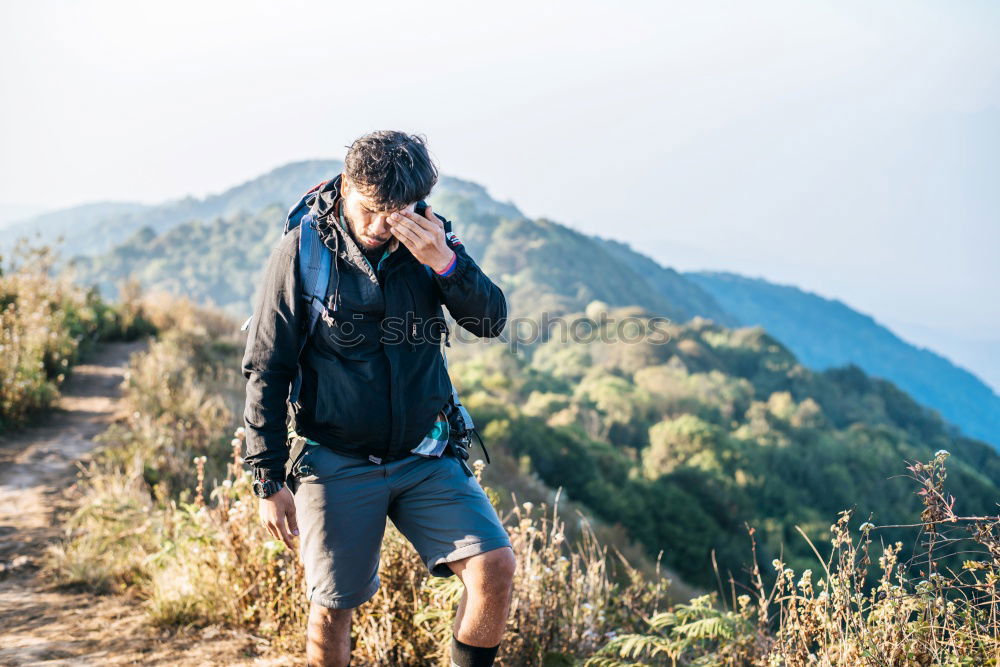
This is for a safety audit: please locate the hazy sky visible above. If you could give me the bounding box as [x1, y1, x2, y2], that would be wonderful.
[2, 0, 998, 388]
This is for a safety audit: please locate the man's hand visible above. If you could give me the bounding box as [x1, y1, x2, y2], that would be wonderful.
[258, 485, 299, 550]
[386, 204, 456, 273]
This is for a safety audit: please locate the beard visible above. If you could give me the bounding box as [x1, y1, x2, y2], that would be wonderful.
[340, 201, 390, 250]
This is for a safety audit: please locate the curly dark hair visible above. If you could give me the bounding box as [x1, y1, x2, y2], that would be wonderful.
[343, 130, 438, 212]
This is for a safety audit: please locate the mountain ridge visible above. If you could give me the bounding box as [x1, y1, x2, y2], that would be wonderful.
[9, 158, 994, 449]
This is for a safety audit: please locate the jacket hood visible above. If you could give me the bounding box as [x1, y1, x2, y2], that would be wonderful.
[306, 173, 343, 222]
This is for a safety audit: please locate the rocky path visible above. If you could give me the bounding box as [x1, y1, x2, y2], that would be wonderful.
[0, 339, 296, 666]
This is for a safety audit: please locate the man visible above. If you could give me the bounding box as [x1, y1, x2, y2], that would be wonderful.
[241, 130, 515, 667]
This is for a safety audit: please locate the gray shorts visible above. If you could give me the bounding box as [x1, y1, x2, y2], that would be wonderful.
[290, 441, 511, 610]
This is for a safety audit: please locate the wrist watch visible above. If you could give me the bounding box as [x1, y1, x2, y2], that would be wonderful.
[252, 477, 284, 498]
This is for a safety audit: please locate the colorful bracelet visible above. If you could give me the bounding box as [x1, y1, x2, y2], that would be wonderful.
[435, 251, 458, 277]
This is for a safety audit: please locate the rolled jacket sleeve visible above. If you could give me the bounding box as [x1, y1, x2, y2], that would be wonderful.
[240, 230, 303, 482]
[431, 217, 508, 338]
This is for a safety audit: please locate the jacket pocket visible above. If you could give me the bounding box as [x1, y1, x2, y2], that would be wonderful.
[302, 348, 392, 445]
[394, 266, 448, 348]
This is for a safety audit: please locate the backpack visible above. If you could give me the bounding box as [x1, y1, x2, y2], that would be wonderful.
[240, 180, 487, 468]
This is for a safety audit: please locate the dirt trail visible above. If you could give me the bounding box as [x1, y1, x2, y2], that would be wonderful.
[0, 339, 296, 666]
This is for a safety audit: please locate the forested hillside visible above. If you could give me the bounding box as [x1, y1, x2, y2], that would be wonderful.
[445, 302, 1000, 587]
[1, 161, 340, 257]
[68, 206, 286, 318]
[68, 173, 728, 325]
[59, 160, 997, 454]
[688, 271, 1000, 449]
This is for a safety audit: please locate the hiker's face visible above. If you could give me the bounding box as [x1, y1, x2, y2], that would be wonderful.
[340, 178, 416, 250]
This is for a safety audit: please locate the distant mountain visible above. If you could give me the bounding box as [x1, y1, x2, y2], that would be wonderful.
[70, 184, 725, 327]
[594, 237, 736, 328]
[3, 161, 343, 257]
[3, 160, 529, 260]
[55, 159, 998, 453]
[0, 204, 52, 230]
[67, 207, 286, 319]
[686, 271, 1000, 449]
[2, 201, 149, 244]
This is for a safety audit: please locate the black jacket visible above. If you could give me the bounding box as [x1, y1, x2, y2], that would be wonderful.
[241, 176, 507, 482]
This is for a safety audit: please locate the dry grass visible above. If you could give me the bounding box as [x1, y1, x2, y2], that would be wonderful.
[49, 424, 668, 664]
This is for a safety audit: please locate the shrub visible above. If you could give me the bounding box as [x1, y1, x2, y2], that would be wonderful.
[0, 239, 154, 432]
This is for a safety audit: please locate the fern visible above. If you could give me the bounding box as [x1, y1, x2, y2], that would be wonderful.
[674, 615, 736, 640]
[586, 593, 754, 666]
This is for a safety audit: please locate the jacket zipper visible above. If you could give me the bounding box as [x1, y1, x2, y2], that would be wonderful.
[377, 254, 408, 461]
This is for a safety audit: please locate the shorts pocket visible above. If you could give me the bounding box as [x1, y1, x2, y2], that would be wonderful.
[298, 442, 370, 485]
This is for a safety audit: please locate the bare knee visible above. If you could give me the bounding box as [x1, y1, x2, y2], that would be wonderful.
[469, 547, 516, 599]
[490, 547, 517, 586]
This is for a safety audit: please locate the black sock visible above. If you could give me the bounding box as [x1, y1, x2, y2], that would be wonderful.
[450, 634, 500, 667]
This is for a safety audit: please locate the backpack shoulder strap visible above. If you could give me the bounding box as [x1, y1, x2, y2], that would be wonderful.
[289, 214, 332, 404]
[298, 213, 332, 335]
[243, 180, 331, 333]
